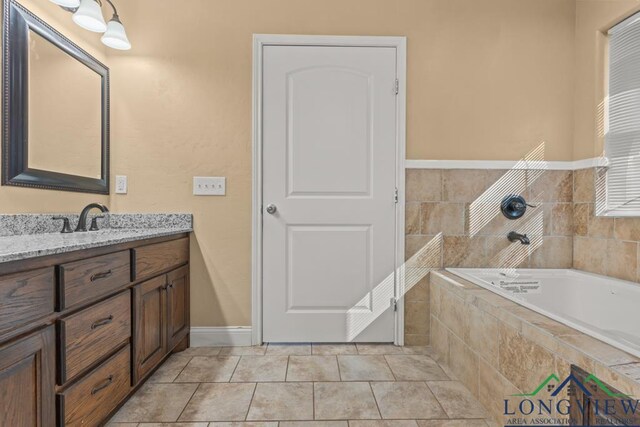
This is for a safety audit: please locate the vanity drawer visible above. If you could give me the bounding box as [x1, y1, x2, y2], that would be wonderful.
[58, 250, 131, 310]
[0, 267, 55, 336]
[58, 344, 131, 427]
[133, 238, 188, 280]
[59, 291, 131, 383]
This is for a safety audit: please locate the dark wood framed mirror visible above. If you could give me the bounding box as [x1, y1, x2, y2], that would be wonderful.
[2, 0, 109, 194]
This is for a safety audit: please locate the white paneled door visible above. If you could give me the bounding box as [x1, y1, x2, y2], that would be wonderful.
[262, 43, 399, 342]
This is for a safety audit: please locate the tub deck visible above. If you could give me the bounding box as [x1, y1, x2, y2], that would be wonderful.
[446, 268, 640, 358]
[429, 269, 640, 426]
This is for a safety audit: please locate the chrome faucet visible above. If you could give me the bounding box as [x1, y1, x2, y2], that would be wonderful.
[507, 231, 530, 245]
[75, 203, 109, 232]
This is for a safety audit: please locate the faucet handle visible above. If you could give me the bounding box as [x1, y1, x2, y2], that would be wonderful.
[52, 216, 73, 234]
[89, 215, 105, 231]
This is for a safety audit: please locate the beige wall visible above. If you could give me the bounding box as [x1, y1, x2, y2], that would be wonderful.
[105, 0, 578, 328]
[573, 0, 640, 160]
[3, 0, 630, 328]
[110, 0, 578, 163]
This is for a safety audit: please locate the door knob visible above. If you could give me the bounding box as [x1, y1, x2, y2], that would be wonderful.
[265, 204, 277, 215]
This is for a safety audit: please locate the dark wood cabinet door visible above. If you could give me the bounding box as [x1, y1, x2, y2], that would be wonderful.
[166, 265, 189, 350]
[132, 276, 167, 382]
[0, 326, 55, 427]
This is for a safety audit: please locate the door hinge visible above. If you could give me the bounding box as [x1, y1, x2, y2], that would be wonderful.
[390, 297, 398, 312]
[394, 187, 399, 204]
[394, 79, 399, 95]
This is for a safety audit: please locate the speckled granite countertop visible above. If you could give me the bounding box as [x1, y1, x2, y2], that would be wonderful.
[0, 213, 192, 264]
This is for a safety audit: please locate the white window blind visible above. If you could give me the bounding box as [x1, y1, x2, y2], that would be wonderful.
[606, 13, 640, 215]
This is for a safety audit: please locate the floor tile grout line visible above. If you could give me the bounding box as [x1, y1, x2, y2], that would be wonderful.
[423, 380, 451, 419]
[285, 355, 290, 381]
[243, 382, 258, 421]
[168, 378, 436, 384]
[336, 355, 343, 381]
[383, 354, 398, 381]
[167, 379, 429, 384]
[171, 355, 194, 382]
[312, 380, 316, 420]
[174, 381, 202, 423]
[228, 355, 242, 382]
[368, 381, 384, 420]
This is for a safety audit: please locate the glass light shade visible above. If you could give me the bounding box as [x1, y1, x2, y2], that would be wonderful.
[72, 0, 107, 33]
[101, 18, 131, 50]
[49, 0, 80, 7]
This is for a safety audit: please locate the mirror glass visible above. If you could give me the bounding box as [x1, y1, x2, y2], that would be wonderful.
[27, 29, 102, 179]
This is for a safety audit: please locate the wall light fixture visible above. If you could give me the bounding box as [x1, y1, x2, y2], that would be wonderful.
[50, 0, 131, 50]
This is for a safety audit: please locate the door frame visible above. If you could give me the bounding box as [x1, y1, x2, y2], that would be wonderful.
[252, 34, 407, 345]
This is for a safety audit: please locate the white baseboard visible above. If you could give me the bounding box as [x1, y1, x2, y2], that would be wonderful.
[190, 327, 253, 347]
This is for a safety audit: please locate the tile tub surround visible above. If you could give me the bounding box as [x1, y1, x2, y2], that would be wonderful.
[404, 169, 574, 345]
[0, 213, 193, 263]
[108, 343, 493, 425]
[429, 270, 640, 425]
[573, 168, 640, 283]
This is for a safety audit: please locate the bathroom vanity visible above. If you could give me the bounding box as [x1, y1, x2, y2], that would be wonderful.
[0, 214, 192, 426]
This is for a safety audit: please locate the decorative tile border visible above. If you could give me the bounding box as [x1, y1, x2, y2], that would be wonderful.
[406, 157, 607, 170]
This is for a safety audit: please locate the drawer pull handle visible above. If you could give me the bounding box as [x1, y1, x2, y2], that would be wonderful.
[91, 315, 114, 329]
[90, 270, 113, 282]
[91, 375, 114, 395]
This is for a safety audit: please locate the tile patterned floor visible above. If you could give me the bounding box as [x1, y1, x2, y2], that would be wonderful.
[107, 344, 492, 427]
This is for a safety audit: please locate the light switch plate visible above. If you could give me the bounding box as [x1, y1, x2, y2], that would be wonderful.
[115, 175, 128, 194]
[193, 176, 226, 196]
